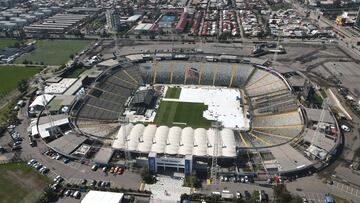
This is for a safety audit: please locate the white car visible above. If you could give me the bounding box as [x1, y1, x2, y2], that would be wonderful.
[341, 125, 350, 132]
[27, 159, 36, 166]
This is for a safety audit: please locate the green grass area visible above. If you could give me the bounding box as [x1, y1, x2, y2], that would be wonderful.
[0, 66, 40, 98]
[65, 66, 87, 78]
[0, 102, 16, 124]
[0, 39, 18, 49]
[15, 39, 92, 65]
[154, 101, 212, 128]
[165, 87, 182, 99]
[0, 163, 50, 203]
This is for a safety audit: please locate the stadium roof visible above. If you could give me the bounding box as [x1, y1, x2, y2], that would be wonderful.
[48, 132, 86, 155]
[112, 124, 237, 157]
[81, 191, 124, 203]
[94, 148, 114, 165]
[270, 144, 313, 172]
[302, 128, 336, 152]
[29, 94, 54, 108]
[304, 108, 335, 124]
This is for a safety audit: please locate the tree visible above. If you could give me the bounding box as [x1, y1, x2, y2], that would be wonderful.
[36, 187, 58, 203]
[273, 184, 300, 203]
[69, 54, 74, 60]
[140, 166, 156, 184]
[17, 79, 28, 93]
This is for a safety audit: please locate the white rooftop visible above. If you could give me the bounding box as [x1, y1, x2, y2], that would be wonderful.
[44, 78, 77, 94]
[81, 190, 124, 203]
[29, 94, 54, 108]
[112, 123, 237, 157]
[163, 86, 249, 129]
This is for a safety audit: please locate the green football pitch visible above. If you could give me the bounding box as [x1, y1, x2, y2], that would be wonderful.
[15, 39, 92, 65]
[154, 101, 212, 128]
[165, 87, 181, 99]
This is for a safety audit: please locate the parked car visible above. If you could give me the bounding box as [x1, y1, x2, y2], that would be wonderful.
[236, 191, 242, 199]
[64, 190, 71, 197]
[91, 164, 98, 171]
[63, 158, 70, 164]
[72, 191, 80, 199]
[118, 167, 124, 175]
[97, 181, 103, 187]
[341, 125, 350, 132]
[27, 159, 36, 166]
[81, 179, 87, 185]
[90, 180, 97, 186]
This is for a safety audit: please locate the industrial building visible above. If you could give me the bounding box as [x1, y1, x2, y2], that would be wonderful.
[24, 13, 89, 34]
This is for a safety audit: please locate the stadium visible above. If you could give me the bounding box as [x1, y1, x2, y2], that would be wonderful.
[68, 55, 341, 176]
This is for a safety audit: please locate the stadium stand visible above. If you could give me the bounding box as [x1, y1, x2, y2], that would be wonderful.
[72, 64, 143, 137]
[239, 110, 304, 148]
[139, 61, 255, 87]
[245, 69, 289, 97]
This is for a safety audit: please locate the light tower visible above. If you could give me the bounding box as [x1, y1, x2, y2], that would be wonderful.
[310, 97, 329, 159]
[210, 121, 222, 184]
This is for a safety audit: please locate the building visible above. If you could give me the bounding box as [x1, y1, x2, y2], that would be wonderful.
[106, 9, 125, 33]
[175, 10, 188, 33]
[81, 191, 124, 203]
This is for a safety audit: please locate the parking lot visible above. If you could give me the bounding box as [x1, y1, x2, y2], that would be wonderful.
[330, 181, 360, 198]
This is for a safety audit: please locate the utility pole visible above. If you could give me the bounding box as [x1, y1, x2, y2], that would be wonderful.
[210, 121, 222, 184]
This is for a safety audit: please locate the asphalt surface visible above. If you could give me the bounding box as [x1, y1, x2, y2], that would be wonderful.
[0, 105, 142, 191]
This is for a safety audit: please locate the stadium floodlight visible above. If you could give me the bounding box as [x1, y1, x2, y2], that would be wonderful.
[210, 121, 222, 184]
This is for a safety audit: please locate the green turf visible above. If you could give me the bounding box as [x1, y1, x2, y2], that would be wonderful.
[0, 39, 18, 49]
[0, 66, 40, 98]
[154, 101, 212, 128]
[0, 163, 50, 203]
[165, 87, 182, 99]
[65, 67, 87, 78]
[15, 39, 92, 65]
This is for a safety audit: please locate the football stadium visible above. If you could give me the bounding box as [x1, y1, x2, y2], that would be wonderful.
[68, 56, 341, 176]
